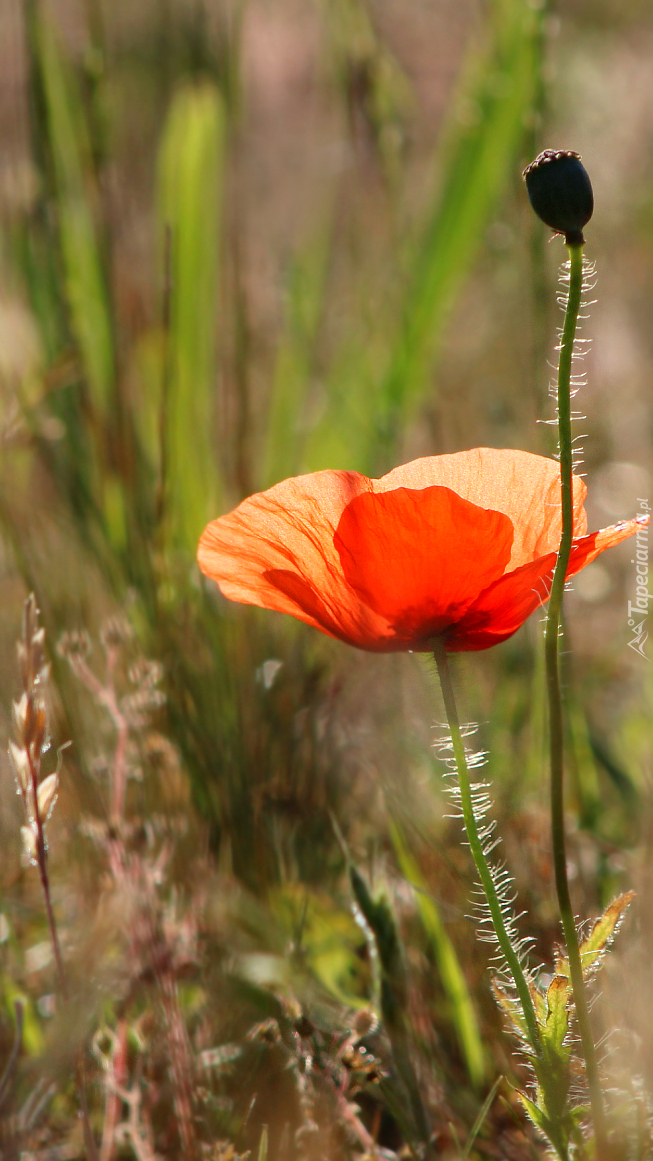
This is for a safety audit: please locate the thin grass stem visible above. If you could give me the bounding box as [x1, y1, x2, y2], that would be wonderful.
[32, 751, 99, 1161]
[28, 750, 67, 996]
[545, 240, 607, 1156]
[433, 639, 541, 1058]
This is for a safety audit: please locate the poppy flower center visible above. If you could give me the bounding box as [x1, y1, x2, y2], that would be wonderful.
[333, 485, 514, 639]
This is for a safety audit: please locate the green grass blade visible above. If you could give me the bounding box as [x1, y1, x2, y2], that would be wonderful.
[303, 0, 542, 476]
[349, 863, 431, 1145]
[390, 819, 486, 1089]
[462, 1073, 503, 1158]
[257, 1125, 268, 1161]
[32, 5, 115, 418]
[157, 81, 226, 551]
[374, 0, 542, 464]
[24, 3, 130, 558]
[261, 216, 332, 489]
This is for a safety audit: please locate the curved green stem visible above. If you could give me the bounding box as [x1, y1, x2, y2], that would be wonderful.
[433, 639, 541, 1058]
[545, 241, 607, 1156]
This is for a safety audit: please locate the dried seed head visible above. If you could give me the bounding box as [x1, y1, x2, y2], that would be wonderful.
[25, 699, 47, 753]
[16, 641, 29, 688]
[57, 630, 92, 661]
[128, 658, 164, 689]
[8, 740, 31, 792]
[121, 687, 166, 726]
[101, 615, 133, 650]
[31, 628, 46, 674]
[293, 1015, 315, 1038]
[21, 823, 38, 864]
[246, 1018, 282, 1045]
[350, 1008, 378, 1037]
[37, 772, 59, 822]
[13, 692, 29, 740]
[24, 783, 37, 824]
[18, 596, 48, 690]
[523, 149, 593, 245]
[23, 593, 38, 632]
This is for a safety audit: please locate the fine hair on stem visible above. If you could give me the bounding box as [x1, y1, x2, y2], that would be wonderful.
[544, 240, 607, 1155]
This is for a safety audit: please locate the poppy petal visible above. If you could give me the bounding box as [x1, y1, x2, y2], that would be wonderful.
[447, 553, 558, 651]
[333, 485, 513, 639]
[446, 516, 646, 652]
[197, 469, 393, 646]
[198, 450, 647, 655]
[379, 448, 588, 569]
[259, 568, 380, 647]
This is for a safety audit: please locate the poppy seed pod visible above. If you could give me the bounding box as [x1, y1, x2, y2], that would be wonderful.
[523, 149, 593, 245]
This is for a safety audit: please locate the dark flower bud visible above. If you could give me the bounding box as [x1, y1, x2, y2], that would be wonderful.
[523, 149, 593, 245]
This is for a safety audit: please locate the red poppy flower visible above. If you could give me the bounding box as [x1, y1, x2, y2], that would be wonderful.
[198, 448, 645, 653]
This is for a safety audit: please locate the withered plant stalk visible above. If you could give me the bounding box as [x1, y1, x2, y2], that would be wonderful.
[60, 619, 199, 1160]
[10, 596, 98, 1161]
[17, 598, 66, 992]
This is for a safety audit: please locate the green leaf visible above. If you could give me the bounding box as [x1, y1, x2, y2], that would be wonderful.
[491, 980, 527, 1040]
[268, 884, 371, 1004]
[348, 864, 430, 1144]
[28, 6, 132, 557]
[529, 979, 546, 1027]
[518, 1091, 550, 1136]
[325, 0, 412, 182]
[519, 1089, 573, 1160]
[579, 891, 635, 977]
[257, 1125, 268, 1161]
[349, 865, 406, 998]
[305, 0, 543, 475]
[261, 216, 332, 489]
[553, 949, 569, 980]
[157, 81, 226, 551]
[390, 820, 486, 1088]
[2, 987, 43, 1057]
[460, 1074, 503, 1158]
[541, 975, 570, 1055]
[373, 0, 543, 465]
[33, 8, 115, 417]
[556, 892, 635, 981]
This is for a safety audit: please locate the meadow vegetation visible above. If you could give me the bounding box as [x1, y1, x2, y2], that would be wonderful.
[1, 0, 653, 1157]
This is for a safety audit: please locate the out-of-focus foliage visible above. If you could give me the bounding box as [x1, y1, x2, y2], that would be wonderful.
[0, 0, 653, 1155]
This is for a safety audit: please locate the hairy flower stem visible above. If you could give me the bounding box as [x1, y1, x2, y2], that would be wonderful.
[545, 240, 607, 1156]
[433, 640, 541, 1057]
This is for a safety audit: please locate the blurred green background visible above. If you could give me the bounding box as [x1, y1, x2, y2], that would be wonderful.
[1, 0, 653, 1156]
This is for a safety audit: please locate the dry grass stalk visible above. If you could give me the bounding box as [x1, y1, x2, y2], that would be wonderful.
[60, 615, 199, 1159]
[8, 596, 98, 1161]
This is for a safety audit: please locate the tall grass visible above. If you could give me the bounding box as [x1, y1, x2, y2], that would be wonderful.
[9, 0, 544, 850]
[1, 0, 651, 1156]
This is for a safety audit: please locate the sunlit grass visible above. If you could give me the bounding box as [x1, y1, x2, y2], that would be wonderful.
[0, 0, 652, 1156]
